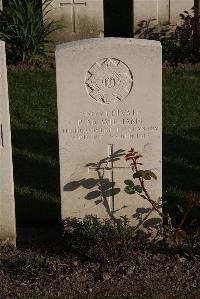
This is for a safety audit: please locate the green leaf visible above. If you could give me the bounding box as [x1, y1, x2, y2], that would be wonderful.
[133, 170, 157, 180]
[143, 173, 151, 180]
[133, 170, 144, 179]
[145, 170, 157, 180]
[135, 185, 143, 193]
[124, 186, 136, 195]
[124, 180, 135, 186]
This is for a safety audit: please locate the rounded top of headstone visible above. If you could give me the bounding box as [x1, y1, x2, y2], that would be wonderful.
[56, 37, 161, 52]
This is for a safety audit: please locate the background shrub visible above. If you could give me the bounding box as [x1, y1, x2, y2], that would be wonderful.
[174, 7, 200, 62]
[135, 5, 200, 64]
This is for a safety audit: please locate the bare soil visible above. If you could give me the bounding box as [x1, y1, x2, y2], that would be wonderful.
[0, 228, 200, 299]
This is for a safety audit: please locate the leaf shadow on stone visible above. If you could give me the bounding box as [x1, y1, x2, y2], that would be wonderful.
[64, 149, 125, 221]
[64, 148, 163, 238]
[130, 198, 163, 241]
[134, 19, 171, 40]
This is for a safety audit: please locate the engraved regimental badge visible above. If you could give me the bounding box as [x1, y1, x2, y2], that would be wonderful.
[85, 58, 133, 105]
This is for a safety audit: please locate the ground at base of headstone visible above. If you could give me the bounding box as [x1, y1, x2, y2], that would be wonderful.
[0, 227, 200, 299]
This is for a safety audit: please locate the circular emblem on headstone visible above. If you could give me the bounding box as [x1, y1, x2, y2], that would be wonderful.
[85, 58, 133, 104]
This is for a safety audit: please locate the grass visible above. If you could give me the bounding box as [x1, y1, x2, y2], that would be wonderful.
[7, 68, 200, 227]
[8, 70, 60, 226]
[163, 69, 200, 222]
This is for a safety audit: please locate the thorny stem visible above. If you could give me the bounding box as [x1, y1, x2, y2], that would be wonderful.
[126, 149, 200, 239]
[132, 159, 168, 219]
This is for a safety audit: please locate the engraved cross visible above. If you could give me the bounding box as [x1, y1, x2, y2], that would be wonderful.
[60, 0, 87, 32]
[0, 124, 3, 148]
[88, 144, 128, 213]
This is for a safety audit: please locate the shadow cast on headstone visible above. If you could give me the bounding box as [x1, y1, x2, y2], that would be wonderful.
[134, 19, 172, 40]
[12, 128, 60, 227]
[163, 127, 200, 226]
[130, 199, 163, 242]
[64, 149, 125, 222]
[64, 148, 163, 239]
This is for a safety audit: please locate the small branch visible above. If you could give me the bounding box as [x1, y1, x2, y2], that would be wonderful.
[133, 160, 167, 219]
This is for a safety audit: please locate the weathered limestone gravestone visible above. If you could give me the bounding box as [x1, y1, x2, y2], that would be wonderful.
[56, 38, 162, 231]
[44, 0, 104, 42]
[46, 0, 194, 42]
[0, 41, 16, 245]
[134, 0, 194, 30]
[169, 0, 194, 25]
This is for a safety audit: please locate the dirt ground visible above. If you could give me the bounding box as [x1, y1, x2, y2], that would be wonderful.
[0, 228, 200, 299]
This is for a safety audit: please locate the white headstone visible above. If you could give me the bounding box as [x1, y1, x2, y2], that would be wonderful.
[56, 38, 162, 232]
[170, 0, 194, 25]
[0, 41, 16, 245]
[45, 0, 194, 42]
[134, 0, 194, 31]
[44, 0, 104, 42]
